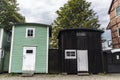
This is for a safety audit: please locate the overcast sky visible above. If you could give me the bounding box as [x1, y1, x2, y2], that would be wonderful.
[17, 0, 112, 47]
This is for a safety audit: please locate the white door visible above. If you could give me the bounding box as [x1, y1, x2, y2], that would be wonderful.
[22, 47, 36, 71]
[77, 50, 88, 72]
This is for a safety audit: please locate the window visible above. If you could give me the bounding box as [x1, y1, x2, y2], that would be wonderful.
[116, 6, 120, 16]
[65, 50, 76, 59]
[118, 28, 120, 37]
[26, 50, 33, 54]
[26, 28, 35, 38]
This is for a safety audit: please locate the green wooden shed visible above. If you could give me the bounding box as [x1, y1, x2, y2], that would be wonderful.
[9, 23, 50, 74]
[0, 26, 11, 73]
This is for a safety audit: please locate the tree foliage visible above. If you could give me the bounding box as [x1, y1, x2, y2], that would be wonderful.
[0, 0, 25, 29]
[51, 0, 100, 48]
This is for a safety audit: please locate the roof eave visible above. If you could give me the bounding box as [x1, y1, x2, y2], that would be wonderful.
[106, 22, 111, 30]
[108, 0, 114, 14]
[13, 23, 51, 27]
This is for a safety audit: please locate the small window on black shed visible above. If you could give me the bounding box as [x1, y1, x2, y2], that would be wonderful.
[65, 50, 76, 59]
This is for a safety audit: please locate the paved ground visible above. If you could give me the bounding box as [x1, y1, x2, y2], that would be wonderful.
[0, 74, 120, 80]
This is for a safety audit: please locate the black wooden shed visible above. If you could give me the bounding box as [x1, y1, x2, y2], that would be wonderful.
[58, 28, 104, 74]
[103, 49, 120, 73]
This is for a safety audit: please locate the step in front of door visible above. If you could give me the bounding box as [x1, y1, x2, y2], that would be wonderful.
[22, 70, 34, 77]
[77, 72, 89, 76]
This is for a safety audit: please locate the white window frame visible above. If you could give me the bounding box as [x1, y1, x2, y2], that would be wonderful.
[65, 50, 76, 59]
[117, 27, 120, 37]
[26, 28, 35, 38]
[116, 5, 120, 17]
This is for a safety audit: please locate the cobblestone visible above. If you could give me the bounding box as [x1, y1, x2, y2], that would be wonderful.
[0, 74, 120, 80]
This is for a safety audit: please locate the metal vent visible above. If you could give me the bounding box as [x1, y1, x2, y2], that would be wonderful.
[76, 32, 86, 36]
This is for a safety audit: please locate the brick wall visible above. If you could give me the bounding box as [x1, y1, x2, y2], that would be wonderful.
[108, 0, 120, 48]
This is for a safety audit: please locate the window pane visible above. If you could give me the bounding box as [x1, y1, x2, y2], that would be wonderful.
[27, 30, 30, 36]
[28, 33, 30, 36]
[116, 6, 120, 16]
[66, 52, 71, 56]
[26, 50, 33, 53]
[28, 30, 31, 34]
[31, 30, 33, 36]
[71, 52, 75, 56]
[31, 30, 33, 34]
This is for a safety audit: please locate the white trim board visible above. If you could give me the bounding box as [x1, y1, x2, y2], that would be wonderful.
[111, 49, 120, 53]
[0, 29, 4, 48]
[9, 26, 15, 73]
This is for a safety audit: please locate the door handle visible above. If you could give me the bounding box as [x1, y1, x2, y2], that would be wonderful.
[23, 55, 26, 59]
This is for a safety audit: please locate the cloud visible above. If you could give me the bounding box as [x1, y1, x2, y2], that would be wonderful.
[86, 0, 112, 43]
[86, 0, 111, 26]
[17, 0, 113, 44]
[17, 0, 67, 24]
